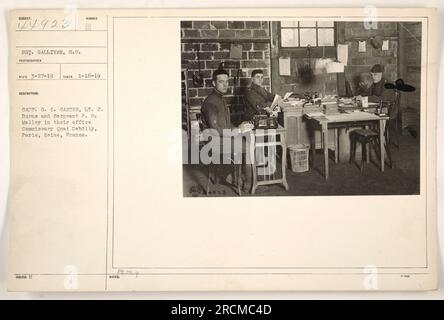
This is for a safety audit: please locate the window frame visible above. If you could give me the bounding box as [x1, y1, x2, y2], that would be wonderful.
[279, 21, 337, 53]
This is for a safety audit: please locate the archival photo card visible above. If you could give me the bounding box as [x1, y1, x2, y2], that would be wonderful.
[6, 8, 437, 292]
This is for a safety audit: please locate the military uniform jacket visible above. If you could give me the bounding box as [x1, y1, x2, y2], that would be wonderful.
[358, 78, 395, 103]
[201, 89, 232, 134]
[244, 83, 276, 120]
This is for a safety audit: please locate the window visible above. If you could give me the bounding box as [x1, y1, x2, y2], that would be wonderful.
[280, 21, 335, 48]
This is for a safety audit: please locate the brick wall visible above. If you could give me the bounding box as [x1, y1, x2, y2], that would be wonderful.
[181, 21, 271, 123]
[342, 22, 398, 93]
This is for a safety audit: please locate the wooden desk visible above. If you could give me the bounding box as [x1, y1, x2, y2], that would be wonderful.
[304, 112, 389, 179]
[282, 106, 303, 145]
[249, 126, 289, 195]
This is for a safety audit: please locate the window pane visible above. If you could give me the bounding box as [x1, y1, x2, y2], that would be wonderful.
[317, 21, 334, 28]
[299, 28, 316, 47]
[318, 28, 334, 46]
[280, 21, 298, 28]
[281, 29, 299, 47]
[299, 21, 316, 27]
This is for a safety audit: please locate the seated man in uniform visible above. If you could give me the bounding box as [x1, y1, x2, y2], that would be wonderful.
[357, 63, 395, 103]
[201, 69, 252, 189]
[201, 69, 232, 134]
[244, 69, 282, 120]
[357, 64, 399, 145]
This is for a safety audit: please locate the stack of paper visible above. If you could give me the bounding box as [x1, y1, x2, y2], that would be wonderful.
[323, 104, 339, 115]
[320, 97, 339, 115]
[326, 61, 344, 73]
[304, 103, 322, 114]
[282, 104, 304, 116]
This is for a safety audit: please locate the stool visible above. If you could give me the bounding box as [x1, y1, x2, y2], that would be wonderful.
[349, 129, 379, 174]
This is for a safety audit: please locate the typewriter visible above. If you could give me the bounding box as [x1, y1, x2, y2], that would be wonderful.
[252, 114, 278, 129]
[250, 100, 280, 130]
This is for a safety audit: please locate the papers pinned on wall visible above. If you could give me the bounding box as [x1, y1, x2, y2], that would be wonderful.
[314, 58, 332, 74]
[382, 40, 389, 51]
[337, 44, 348, 65]
[279, 57, 291, 76]
[313, 58, 344, 74]
[358, 41, 366, 52]
[229, 44, 243, 59]
[326, 61, 344, 73]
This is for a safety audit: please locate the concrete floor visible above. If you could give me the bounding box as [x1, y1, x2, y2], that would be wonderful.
[183, 133, 420, 197]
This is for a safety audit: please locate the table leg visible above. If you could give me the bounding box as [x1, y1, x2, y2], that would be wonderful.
[322, 122, 329, 179]
[250, 133, 257, 195]
[379, 119, 385, 172]
[236, 164, 242, 196]
[281, 132, 289, 191]
[320, 132, 324, 154]
[206, 165, 212, 195]
[269, 134, 276, 180]
[309, 123, 316, 167]
[334, 128, 339, 163]
[365, 125, 370, 163]
[296, 116, 302, 145]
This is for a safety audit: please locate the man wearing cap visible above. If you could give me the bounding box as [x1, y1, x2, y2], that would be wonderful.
[201, 69, 232, 134]
[244, 69, 282, 120]
[357, 64, 395, 103]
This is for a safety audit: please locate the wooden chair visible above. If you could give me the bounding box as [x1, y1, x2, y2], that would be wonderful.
[384, 96, 400, 148]
[206, 153, 242, 196]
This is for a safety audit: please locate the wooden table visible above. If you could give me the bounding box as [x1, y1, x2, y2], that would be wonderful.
[304, 112, 389, 180]
[249, 126, 289, 195]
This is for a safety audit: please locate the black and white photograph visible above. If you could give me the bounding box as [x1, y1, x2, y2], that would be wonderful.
[2, 6, 439, 295]
[181, 20, 422, 197]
